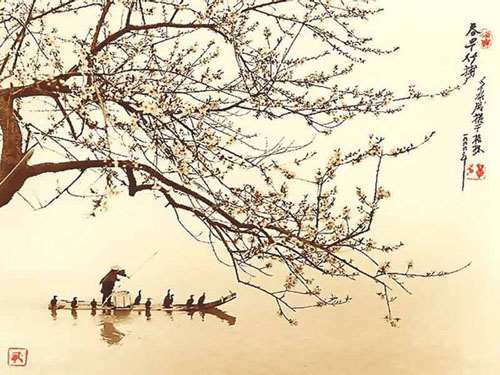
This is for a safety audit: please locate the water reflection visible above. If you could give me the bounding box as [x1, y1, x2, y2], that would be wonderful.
[49, 307, 236, 345]
[98, 311, 131, 346]
[175, 308, 236, 325]
[100, 321, 126, 345]
[202, 308, 236, 326]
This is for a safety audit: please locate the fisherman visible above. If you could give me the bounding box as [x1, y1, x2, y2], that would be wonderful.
[71, 297, 78, 309]
[163, 289, 171, 308]
[133, 290, 142, 305]
[145, 298, 152, 311]
[50, 295, 58, 309]
[90, 299, 97, 310]
[186, 294, 194, 307]
[197, 292, 206, 306]
[99, 266, 129, 306]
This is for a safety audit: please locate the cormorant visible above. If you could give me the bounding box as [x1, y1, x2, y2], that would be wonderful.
[163, 289, 171, 308]
[50, 295, 58, 309]
[186, 295, 194, 307]
[197, 292, 206, 306]
[145, 298, 152, 310]
[133, 290, 142, 305]
[71, 297, 78, 309]
[90, 299, 97, 309]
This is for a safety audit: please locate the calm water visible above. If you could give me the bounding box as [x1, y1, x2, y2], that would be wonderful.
[0, 279, 498, 375]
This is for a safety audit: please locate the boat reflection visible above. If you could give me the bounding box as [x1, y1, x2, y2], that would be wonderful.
[52, 307, 236, 324]
[180, 308, 236, 325]
[201, 308, 236, 326]
[50, 307, 236, 346]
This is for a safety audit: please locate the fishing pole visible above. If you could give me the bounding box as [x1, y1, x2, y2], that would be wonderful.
[128, 250, 160, 279]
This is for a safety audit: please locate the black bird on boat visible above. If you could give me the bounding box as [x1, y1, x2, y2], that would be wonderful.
[48, 292, 237, 312]
[133, 290, 142, 305]
[163, 289, 171, 308]
[198, 293, 206, 306]
[50, 295, 58, 309]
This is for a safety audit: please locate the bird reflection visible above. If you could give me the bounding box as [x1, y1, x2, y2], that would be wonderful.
[49, 306, 237, 346]
[164, 310, 174, 321]
[164, 308, 236, 325]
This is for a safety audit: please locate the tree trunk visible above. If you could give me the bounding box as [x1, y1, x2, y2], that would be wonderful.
[0, 91, 28, 207]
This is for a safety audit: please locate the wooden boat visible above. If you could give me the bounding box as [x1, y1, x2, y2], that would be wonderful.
[49, 292, 237, 312]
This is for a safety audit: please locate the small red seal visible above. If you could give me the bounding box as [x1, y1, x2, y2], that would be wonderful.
[7, 348, 28, 367]
[479, 29, 492, 49]
[466, 163, 485, 180]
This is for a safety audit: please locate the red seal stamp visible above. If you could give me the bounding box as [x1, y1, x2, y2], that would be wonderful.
[7, 348, 28, 367]
[466, 163, 485, 180]
[479, 29, 492, 49]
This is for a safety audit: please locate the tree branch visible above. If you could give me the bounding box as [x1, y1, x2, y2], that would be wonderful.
[92, 22, 225, 54]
